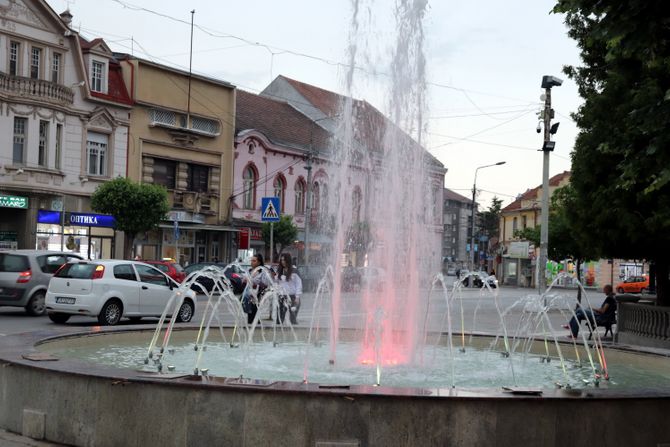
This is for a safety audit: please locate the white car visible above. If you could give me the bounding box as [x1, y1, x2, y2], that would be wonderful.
[45, 260, 196, 326]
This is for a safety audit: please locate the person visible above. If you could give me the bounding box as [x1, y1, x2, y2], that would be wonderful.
[134, 254, 141, 261]
[241, 254, 271, 325]
[275, 253, 302, 325]
[567, 284, 617, 337]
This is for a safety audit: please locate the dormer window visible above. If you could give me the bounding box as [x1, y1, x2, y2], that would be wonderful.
[90, 59, 107, 93]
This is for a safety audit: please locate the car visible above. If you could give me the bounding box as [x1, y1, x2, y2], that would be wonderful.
[615, 275, 649, 294]
[446, 267, 457, 276]
[460, 270, 497, 288]
[45, 259, 196, 325]
[341, 265, 360, 292]
[183, 262, 246, 294]
[297, 264, 328, 292]
[358, 266, 387, 291]
[141, 259, 186, 283]
[0, 250, 83, 316]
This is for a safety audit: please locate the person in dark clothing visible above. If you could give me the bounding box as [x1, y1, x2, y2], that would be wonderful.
[568, 284, 617, 337]
[241, 254, 271, 325]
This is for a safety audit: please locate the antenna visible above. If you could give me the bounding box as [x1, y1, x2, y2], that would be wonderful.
[186, 9, 195, 130]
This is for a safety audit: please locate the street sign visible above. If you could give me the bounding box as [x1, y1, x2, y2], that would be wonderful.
[261, 197, 280, 222]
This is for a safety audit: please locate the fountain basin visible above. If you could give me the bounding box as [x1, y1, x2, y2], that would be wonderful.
[1, 326, 670, 446]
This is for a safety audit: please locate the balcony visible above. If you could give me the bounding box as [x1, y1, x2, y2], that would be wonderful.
[0, 73, 74, 106]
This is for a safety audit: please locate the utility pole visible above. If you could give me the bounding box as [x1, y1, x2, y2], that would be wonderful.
[538, 75, 562, 295]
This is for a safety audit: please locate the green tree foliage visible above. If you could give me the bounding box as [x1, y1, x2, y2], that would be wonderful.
[478, 197, 503, 240]
[554, 0, 670, 305]
[91, 177, 169, 259]
[262, 215, 298, 261]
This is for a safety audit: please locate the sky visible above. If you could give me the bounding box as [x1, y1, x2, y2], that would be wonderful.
[47, 0, 583, 208]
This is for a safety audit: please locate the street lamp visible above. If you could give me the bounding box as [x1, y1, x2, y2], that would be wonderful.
[470, 161, 506, 274]
[537, 75, 562, 294]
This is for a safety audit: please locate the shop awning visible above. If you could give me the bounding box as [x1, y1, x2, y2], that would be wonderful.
[158, 223, 238, 232]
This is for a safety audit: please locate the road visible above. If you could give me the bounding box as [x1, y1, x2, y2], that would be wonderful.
[0, 276, 589, 338]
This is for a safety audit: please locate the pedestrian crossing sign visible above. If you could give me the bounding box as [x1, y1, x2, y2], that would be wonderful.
[261, 197, 280, 222]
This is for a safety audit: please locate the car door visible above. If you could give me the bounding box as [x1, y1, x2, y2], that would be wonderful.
[112, 264, 141, 313]
[133, 263, 175, 315]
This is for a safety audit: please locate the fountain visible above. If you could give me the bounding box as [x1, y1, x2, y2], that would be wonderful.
[1, 1, 669, 445]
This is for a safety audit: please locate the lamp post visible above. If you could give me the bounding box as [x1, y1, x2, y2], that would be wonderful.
[537, 75, 562, 294]
[470, 162, 506, 275]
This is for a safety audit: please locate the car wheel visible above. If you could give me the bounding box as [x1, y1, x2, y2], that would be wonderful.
[25, 291, 46, 316]
[48, 313, 71, 324]
[98, 299, 123, 326]
[616, 287, 625, 294]
[176, 300, 194, 323]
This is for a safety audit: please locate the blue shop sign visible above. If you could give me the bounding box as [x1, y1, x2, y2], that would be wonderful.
[69, 213, 116, 228]
[37, 210, 62, 225]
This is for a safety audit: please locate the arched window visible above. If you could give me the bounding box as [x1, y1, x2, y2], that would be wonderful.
[312, 182, 320, 216]
[295, 179, 306, 214]
[352, 187, 362, 223]
[320, 183, 329, 216]
[273, 175, 286, 212]
[243, 166, 257, 209]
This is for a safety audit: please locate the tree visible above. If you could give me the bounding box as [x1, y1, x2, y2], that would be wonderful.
[478, 197, 503, 241]
[262, 215, 298, 261]
[554, 0, 670, 305]
[91, 177, 169, 259]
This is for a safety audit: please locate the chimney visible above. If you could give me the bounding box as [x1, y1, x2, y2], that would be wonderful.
[60, 9, 73, 25]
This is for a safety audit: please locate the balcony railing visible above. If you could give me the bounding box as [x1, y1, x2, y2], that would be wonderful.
[0, 73, 74, 105]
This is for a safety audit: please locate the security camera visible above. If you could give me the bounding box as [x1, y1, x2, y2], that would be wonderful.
[536, 122, 542, 133]
[541, 75, 563, 89]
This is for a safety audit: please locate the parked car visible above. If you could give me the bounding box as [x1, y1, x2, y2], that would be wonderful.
[615, 275, 649, 294]
[298, 265, 328, 292]
[341, 265, 361, 292]
[460, 270, 497, 288]
[183, 262, 246, 294]
[446, 267, 457, 276]
[358, 266, 387, 291]
[142, 259, 186, 283]
[45, 260, 196, 325]
[0, 250, 83, 316]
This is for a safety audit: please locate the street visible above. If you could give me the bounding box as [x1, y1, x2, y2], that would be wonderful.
[0, 276, 587, 338]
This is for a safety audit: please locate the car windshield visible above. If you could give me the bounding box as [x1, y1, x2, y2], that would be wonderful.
[0, 254, 29, 272]
[55, 263, 98, 279]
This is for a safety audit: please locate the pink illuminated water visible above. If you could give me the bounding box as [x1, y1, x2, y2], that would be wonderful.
[322, 0, 438, 369]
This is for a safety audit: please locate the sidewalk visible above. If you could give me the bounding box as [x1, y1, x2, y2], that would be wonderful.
[0, 429, 66, 447]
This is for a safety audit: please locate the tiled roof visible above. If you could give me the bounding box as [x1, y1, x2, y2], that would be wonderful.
[235, 90, 331, 150]
[444, 188, 470, 203]
[501, 170, 571, 212]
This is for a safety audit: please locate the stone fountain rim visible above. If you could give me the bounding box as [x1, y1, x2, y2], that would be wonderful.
[2, 324, 670, 401]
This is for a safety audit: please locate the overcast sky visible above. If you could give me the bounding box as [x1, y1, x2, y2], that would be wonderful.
[49, 0, 583, 208]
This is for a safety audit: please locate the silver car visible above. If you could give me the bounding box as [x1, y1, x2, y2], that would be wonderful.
[0, 250, 83, 315]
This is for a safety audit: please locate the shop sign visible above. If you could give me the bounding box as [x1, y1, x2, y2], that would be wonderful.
[68, 212, 116, 228]
[250, 228, 263, 240]
[37, 209, 61, 224]
[0, 195, 28, 209]
[166, 211, 206, 224]
[239, 228, 250, 249]
[0, 231, 18, 241]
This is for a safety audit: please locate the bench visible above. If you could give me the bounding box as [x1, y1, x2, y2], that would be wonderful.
[583, 316, 616, 340]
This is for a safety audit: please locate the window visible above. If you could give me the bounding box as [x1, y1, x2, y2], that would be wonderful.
[295, 180, 305, 214]
[188, 164, 209, 192]
[522, 215, 527, 229]
[512, 217, 518, 233]
[38, 120, 49, 167]
[51, 52, 61, 83]
[13, 117, 27, 164]
[114, 264, 137, 281]
[242, 166, 256, 209]
[273, 176, 285, 212]
[9, 41, 20, 76]
[190, 116, 220, 135]
[135, 264, 168, 286]
[352, 187, 362, 223]
[30, 47, 41, 79]
[86, 132, 108, 176]
[153, 158, 176, 189]
[91, 60, 105, 92]
[149, 109, 177, 126]
[55, 124, 63, 170]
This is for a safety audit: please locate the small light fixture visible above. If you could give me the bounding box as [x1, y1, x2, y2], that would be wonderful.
[542, 141, 556, 151]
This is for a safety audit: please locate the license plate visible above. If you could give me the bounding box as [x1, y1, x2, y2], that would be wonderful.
[56, 297, 76, 304]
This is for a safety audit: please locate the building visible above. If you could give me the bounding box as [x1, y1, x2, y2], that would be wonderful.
[260, 75, 446, 269]
[116, 55, 237, 264]
[497, 171, 571, 286]
[233, 89, 332, 261]
[0, 2, 130, 258]
[442, 188, 472, 269]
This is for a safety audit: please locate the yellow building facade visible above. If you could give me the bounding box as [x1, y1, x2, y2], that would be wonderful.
[119, 56, 236, 264]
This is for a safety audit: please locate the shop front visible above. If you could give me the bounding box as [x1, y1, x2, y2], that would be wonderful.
[35, 210, 117, 259]
[0, 194, 29, 249]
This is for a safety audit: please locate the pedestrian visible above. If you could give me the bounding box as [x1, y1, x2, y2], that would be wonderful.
[275, 253, 302, 325]
[241, 253, 271, 325]
[566, 284, 617, 337]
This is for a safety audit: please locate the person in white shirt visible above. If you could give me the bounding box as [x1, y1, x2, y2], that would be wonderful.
[275, 253, 302, 324]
